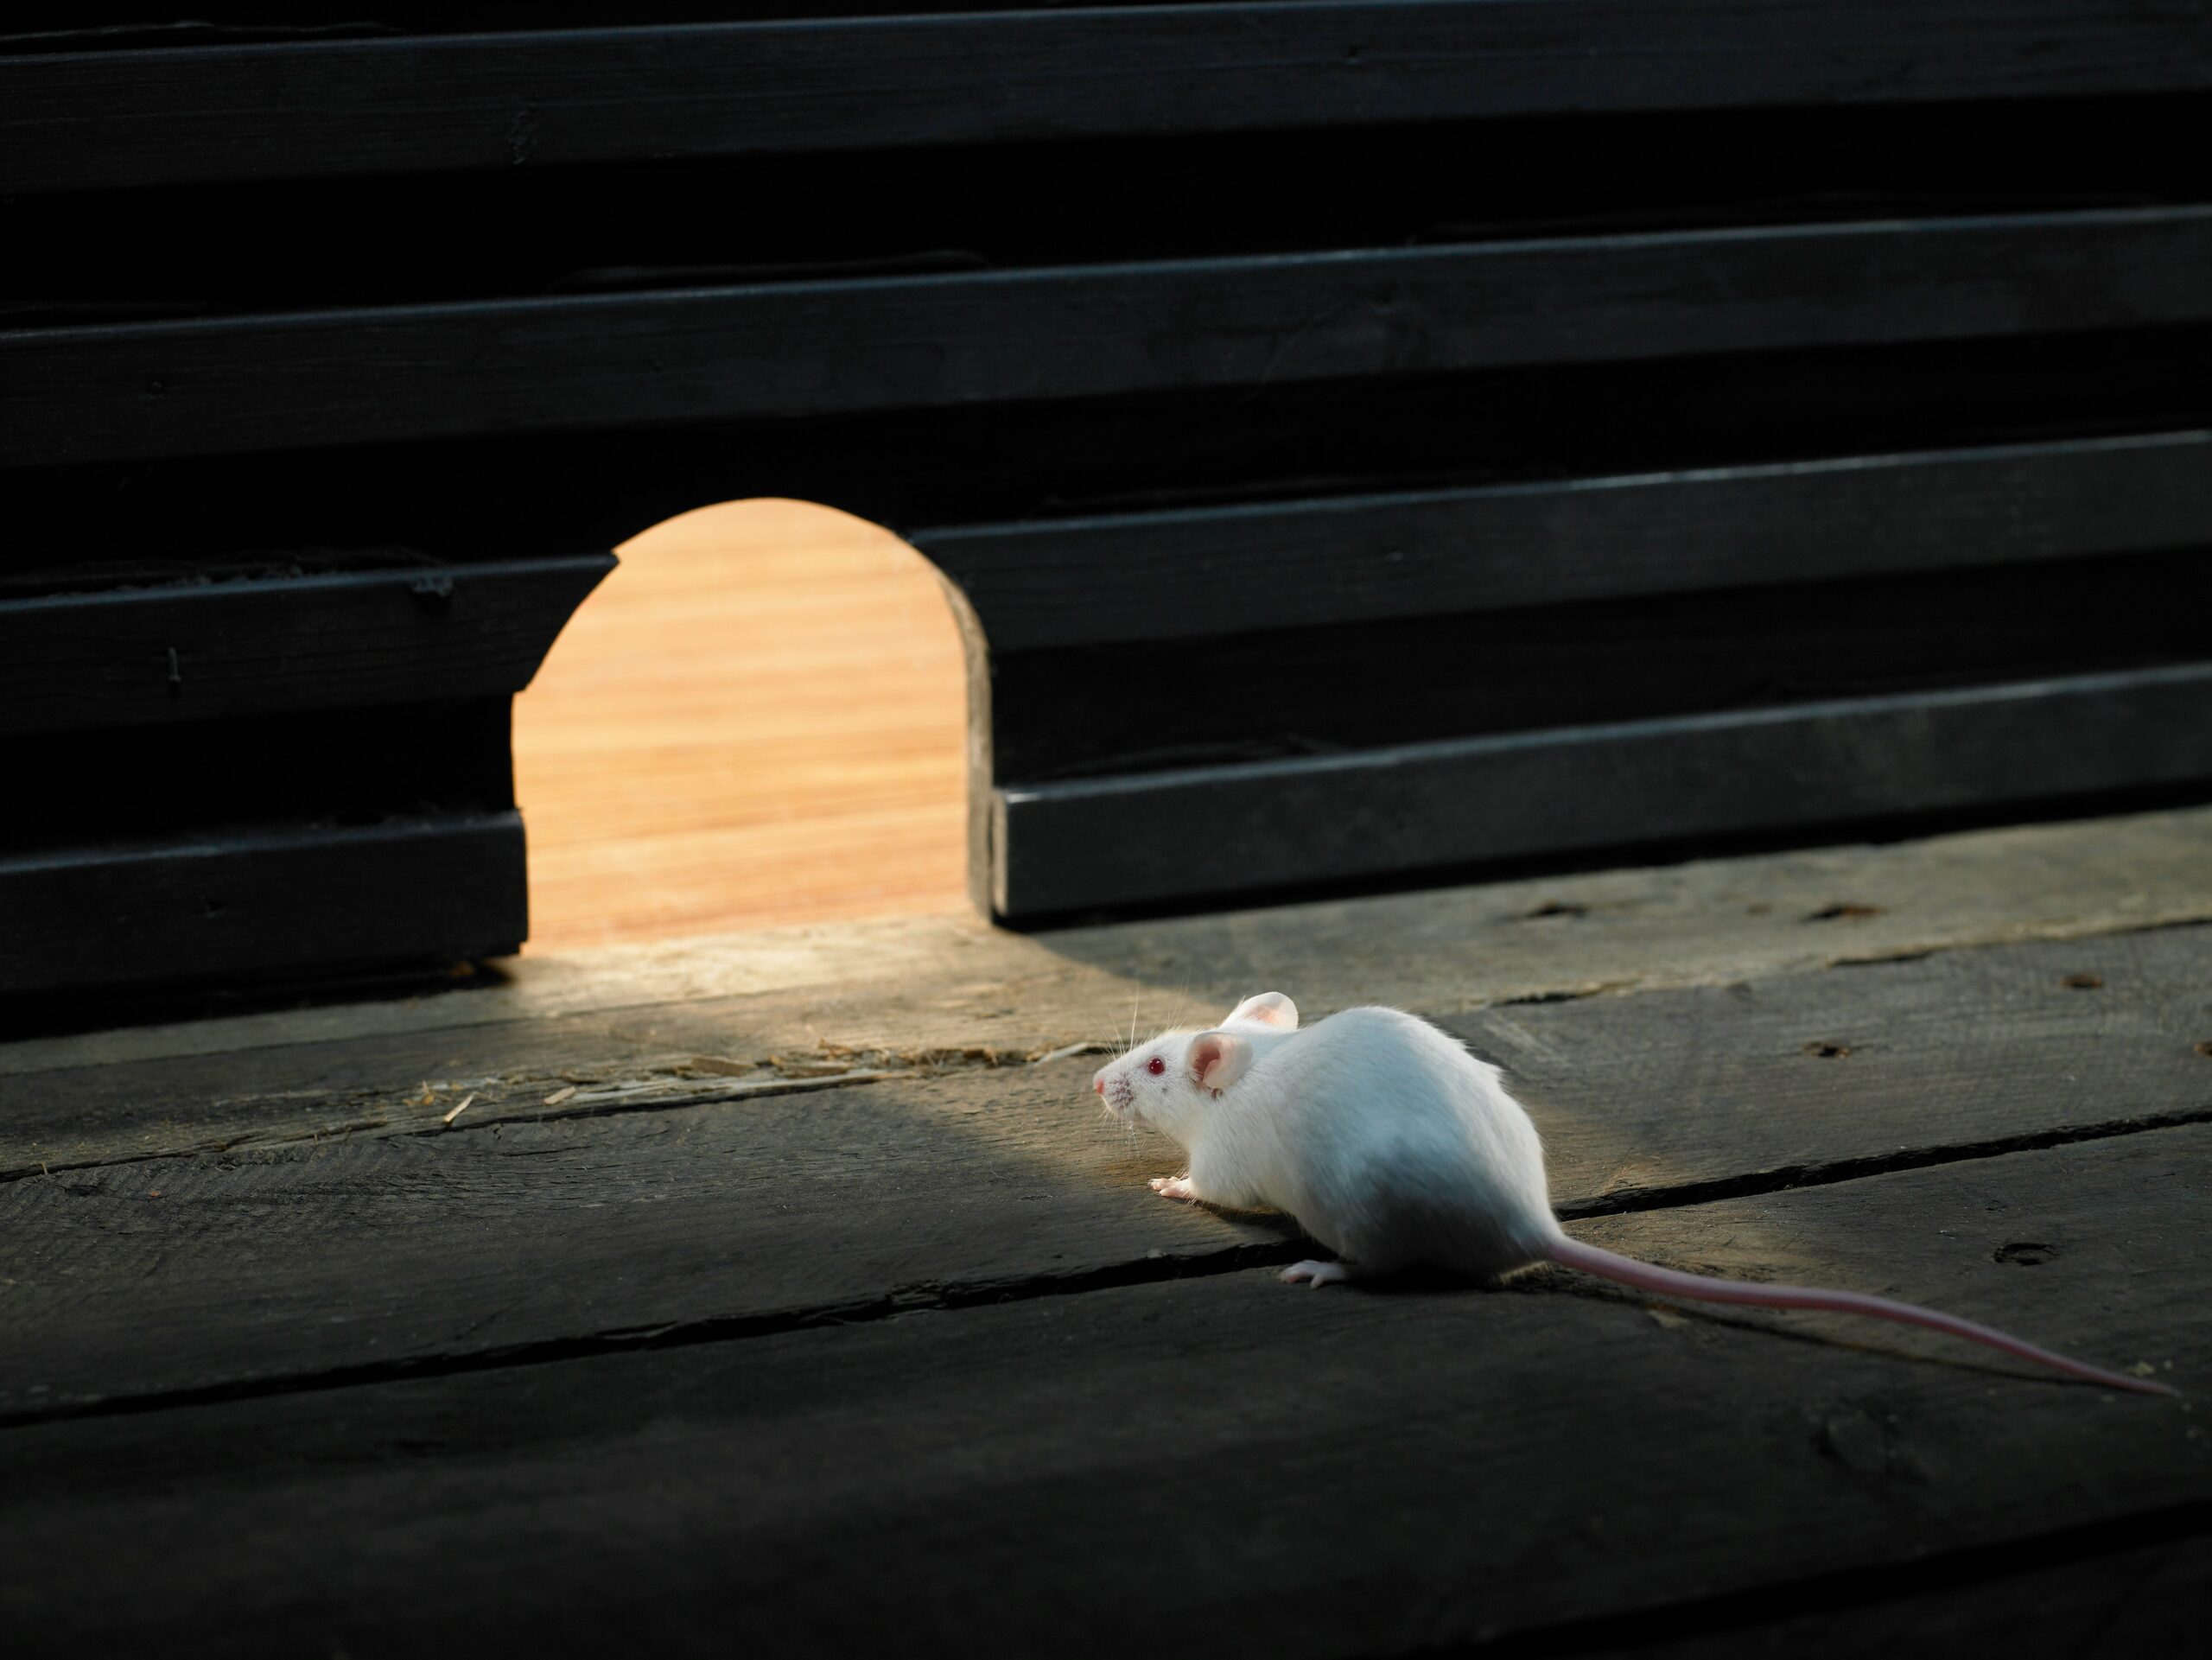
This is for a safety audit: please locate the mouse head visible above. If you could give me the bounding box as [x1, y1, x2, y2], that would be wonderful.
[1092, 992, 1298, 1142]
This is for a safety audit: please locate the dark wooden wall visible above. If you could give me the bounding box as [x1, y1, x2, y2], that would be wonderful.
[5, 3, 2211, 990]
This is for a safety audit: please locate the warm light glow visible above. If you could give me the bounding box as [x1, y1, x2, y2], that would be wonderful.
[512, 499, 969, 951]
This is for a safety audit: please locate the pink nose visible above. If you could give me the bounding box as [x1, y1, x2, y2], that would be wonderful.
[1093, 1074, 1106, 1096]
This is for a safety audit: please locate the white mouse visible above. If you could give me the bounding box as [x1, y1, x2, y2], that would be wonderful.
[1092, 991, 2173, 1396]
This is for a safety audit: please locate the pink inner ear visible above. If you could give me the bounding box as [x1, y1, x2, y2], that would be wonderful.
[1190, 1032, 1251, 1091]
[1189, 1034, 1229, 1087]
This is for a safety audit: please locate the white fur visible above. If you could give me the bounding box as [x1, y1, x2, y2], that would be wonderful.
[1090, 993, 2174, 1396]
[1094, 995, 1564, 1277]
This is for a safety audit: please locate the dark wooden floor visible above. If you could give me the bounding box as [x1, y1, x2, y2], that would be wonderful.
[3, 809, 2209, 1657]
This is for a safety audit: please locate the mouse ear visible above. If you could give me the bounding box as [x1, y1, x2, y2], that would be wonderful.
[1226, 992, 1298, 1030]
[1186, 1030, 1252, 1094]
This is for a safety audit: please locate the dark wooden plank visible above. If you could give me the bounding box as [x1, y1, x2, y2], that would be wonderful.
[17, 327, 2203, 568]
[0, 696, 515, 861]
[991, 664, 2212, 917]
[982, 540, 2212, 783]
[916, 431, 2212, 651]
[5, 925, 2206, 1414]
[1575, 1528, 2212, 1659]
[9, 207, 2209, 468]
[0, 554, 611, 735]
[0, 1128, 2201, 1657]
[13, 91, 2212, 333]
[9, 2, 2211, 194]
[0, 812, 526, 995]
[0, 1059, 1271, 1418]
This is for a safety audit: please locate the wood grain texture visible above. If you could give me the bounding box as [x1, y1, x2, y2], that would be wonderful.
[8, 16, 2211, 1630]
[1573, 1529, 2212, 1659]
[9, 1, 2210, 193]
[0, 554, 611, 734]
[1446, 925, 2212, 1214]
[4, 925, 2205, 1412]
[986, 543, 2212, 784]
[10, 207, 2209, 467]
[14, 89, 2211, 332]
[0, 813, 526, 995]
[16, 325, 2200, 569]
[915, 431, 2212, 650]
[512, 500, 968, 950]
[994, 665, 2212, 916]
[0, 1128, 2201, 1657]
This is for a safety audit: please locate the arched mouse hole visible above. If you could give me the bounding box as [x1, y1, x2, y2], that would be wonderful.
[514, 499, 971, 951]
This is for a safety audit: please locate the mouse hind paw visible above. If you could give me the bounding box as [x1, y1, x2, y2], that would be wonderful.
[1149, 1175, 1198, 1200]
[1281, 1259, 1357, 1288]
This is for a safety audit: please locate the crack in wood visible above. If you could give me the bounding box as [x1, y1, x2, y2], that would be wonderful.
[0, 1067, 918, 1186]
[1557, 1106, 2212, 1219]
[1824, 913, 2212, 971]
[0, 1241, 1300, 1433]
[1432, 1498, 2212, 1658]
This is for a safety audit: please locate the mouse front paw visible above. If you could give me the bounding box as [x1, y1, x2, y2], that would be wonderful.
[1149, 1175, 1198, 1200]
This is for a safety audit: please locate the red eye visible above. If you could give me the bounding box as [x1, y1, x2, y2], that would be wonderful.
[1146, 1057, 1166, 1076]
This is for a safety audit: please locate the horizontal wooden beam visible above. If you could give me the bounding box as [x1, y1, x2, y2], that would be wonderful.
[917, 431, 2212, 651]
[0, 555, 613, 735]
[8, 2, 2210, 194]
[0, 813, 528, 995]
[989, 664, 2212, 916]
[8, 207, 2209, 468]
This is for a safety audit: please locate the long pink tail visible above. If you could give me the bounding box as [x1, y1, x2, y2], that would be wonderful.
[1546, 1236, 2176, 1397]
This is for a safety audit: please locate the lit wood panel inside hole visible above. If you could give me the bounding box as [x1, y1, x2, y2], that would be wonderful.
[513, 499, 969, 950]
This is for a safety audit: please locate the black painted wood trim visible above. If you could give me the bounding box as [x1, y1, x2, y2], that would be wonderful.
[9, 207, 2210, 468]
[0, 812, 528, 995]
[915, 431, 2212, 651]
[7, 1, 2211, 194]
[0, 555, 613, 735]
[988, 664, 2212, 917]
